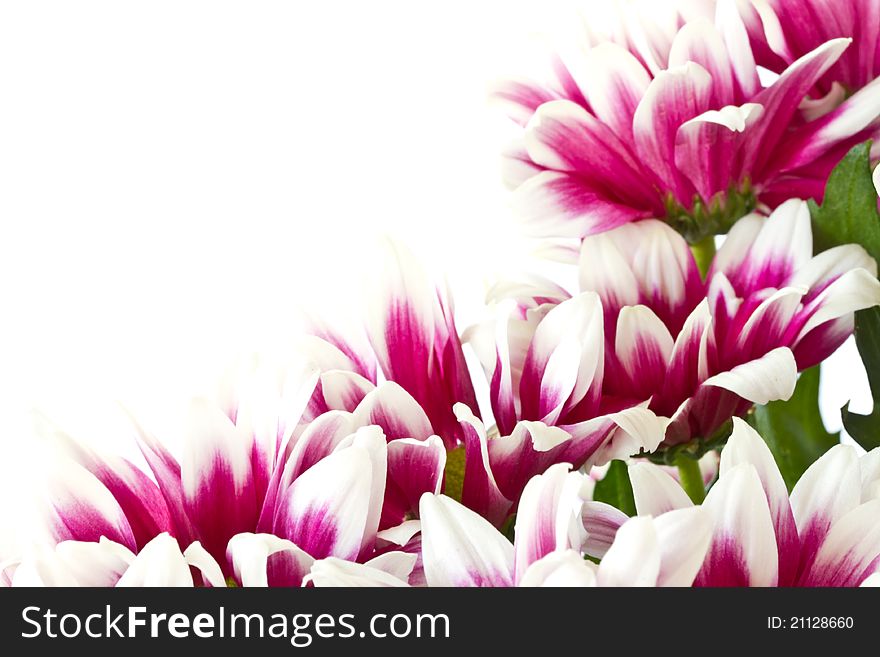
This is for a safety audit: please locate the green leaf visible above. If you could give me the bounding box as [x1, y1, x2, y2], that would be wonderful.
[808, 141, 880, 263]
[842, 307, 880, 450]
[749, 367, 839, 490]
[592, 460, 636, 516]
[807, 141, 880, 452]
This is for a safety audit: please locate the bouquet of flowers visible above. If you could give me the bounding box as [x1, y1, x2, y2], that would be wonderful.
[5, 0, 880, 588]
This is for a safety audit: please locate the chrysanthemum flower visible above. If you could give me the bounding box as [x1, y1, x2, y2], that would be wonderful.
[473, 200, 880, 450]
[413, 463, 712, 587]
[37, 356, 441, 584]
[738, 0, 880, 102]
[2, 533, 226, 587]
[305, 241, 478, 450]
[495, 0, 880, 241]
[620, 418, 880, 586]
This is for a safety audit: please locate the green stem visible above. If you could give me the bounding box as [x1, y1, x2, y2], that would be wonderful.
[691, 235, 717, 279]
[675, 454, 706, 504]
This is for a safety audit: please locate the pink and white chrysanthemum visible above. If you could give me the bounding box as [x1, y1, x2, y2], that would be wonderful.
[453, 287, 666, 525]
[495, 0, 880, 240]
[36, 357, 442, 584]
[305, 241, 478, 450]
[413, 463, 712, 587]
[619, 418, 880, 586]
[738, 0, 880, 103]
[472, 200, 880, 448]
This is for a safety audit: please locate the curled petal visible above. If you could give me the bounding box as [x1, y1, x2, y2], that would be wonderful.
[227, 533, 313, 587]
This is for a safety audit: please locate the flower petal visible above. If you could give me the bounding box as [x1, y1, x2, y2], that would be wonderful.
[581, 501, 628, 559]
[41, 458, 137, 552]
[721, 417, 800, 584]
[227, 533, 313, 587]
[116, 534, 195, 587]
[181, 398, 259, 565]
[306, 558, 411, 587]
[695, 464, 779, 587]
[274, 427, 386, 561]
[519, 292, 604, 425]
[654, 507, 713, 587]
[419, 493, 514, 587]
[800, 500, 880, 587]
[519, 550, 598, 587]
[629, 461, 693, 516]
[790, 444, 862, 572]
[597, 517, 661, 587]
[513, 464, 588, 582]
[703, 346, 798, 405]
[383, 436, 446, 529]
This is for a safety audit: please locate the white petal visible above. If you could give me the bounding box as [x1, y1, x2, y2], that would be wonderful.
[698, 464, 778, 587]
[116, 534, 193, 587]
[519, 550, 598, 587]
[790, 444, 861, 538]
[227, 533, 313, 588]
[654, 507, 713, 587]
[703, 347, 797, 404]
[629, 461, 692, 516]
[306, 558, 411, 587]
[182, 541, 226, 588]
[597, 517, 660, 587]
[514, 464, 588, 582]
[364, 551, 418, 583]
[419, 493, 514, 587]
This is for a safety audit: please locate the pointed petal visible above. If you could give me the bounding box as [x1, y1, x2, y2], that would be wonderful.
[711, 199, 813, 295]
[116, 534, 194, 587]
[42, 459, 136, 552]
[654, 507, 713, 587]
[612, 305, 674, 399]
[575, 43, 651, 142]
[800, 500, 880, 587]
[513, 170, 652, 239]
[790, 444, 861, 571]
[597, 517, 661, 587]
[513, 464, 588, 582]
[181, 398, 259, 565]
[721, 417, 800, 584]
[364, 240, 477, 448]
[695, 464, 779, 587]
[419, 493, 514, 587]
[319, 371, 375, 413]
[629, 461, 693, 516]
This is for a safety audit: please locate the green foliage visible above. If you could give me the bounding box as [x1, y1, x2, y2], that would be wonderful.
[809, 141, 880, 263]
[808, 141, 880, 452]
[592, 460, 636, 516]
[749, 367, 839, 490]
[842, 307, 880, 450]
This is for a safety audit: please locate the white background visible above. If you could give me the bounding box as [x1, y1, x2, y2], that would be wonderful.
[0, 1, 871, 558]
